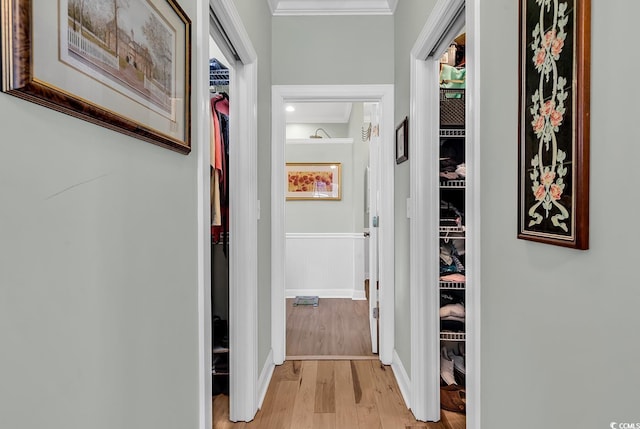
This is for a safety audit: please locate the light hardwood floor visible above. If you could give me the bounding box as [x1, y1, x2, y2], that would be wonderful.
[286, 298, 374, 358]
[213, 360, 465, 429]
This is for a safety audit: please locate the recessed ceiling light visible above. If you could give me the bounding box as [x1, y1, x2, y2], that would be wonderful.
[285, 105, 295, 112]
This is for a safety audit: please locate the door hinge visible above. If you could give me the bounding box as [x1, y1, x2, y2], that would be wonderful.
[372, 307, 379, 319]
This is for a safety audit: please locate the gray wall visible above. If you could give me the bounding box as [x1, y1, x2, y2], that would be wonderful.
[393, 0, 438, 378]
[285, 144, 355, 233]
[481, 0, 640, 427]
[0, 3, 200, 429]
[285, 105, 368, 235]
[349, 102, 369, 233]
[285, 102, 369, 234]
[232, 0, 273, 378]
[272, 16, 394, 85]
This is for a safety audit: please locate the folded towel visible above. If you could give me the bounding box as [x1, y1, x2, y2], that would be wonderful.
[440, 303, 466, 319]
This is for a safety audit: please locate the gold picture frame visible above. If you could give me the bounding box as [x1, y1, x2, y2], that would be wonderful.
[1, 0, 191, 153]
[286, 163, 342, 201]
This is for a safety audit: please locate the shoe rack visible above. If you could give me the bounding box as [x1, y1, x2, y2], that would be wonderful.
[438, 77, 467, 417]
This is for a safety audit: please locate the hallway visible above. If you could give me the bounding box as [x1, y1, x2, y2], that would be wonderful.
[213, 360, 460, 429]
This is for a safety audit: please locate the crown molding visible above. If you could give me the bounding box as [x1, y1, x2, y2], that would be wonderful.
[269, 0, 397, 16]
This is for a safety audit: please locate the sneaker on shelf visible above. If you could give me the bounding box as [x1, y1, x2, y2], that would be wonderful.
[440, 347, 457, 385]
[450, 352, 465, 375]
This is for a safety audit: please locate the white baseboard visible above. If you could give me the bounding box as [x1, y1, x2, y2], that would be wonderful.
[257, 349, 275, 409]
[286, 288, 366, 300]
[391, 349, 411, 410]
[352, 290, 367, 300]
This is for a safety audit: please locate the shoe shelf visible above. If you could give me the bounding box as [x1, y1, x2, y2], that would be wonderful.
[440, 225, 465, 234]
[440, 129, 466, 138]
[440, 281, 465, 290]
[440, 332, 466, 341]
[440, 179, 466, 188]
[210, 69, 229, 87]
[438, 75, 468, 414]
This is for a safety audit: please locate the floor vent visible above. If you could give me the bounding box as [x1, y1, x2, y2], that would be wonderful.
[292, 296, 319, 307]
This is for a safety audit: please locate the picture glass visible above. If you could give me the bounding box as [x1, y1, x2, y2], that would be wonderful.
[23, 0, 189, 149]
[286, 163, 342, 200]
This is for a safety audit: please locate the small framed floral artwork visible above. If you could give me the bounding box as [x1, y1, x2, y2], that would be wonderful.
[286, 163, 342, 201]
[518, 0, 591, 249]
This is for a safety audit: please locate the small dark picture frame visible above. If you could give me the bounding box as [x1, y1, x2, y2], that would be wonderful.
[396, 117, 408, 164]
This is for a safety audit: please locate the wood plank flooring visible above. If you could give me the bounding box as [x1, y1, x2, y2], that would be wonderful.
[286, 298, 374, 357]
[213, 360, 464, 429]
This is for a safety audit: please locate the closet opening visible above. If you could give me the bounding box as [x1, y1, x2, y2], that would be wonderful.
[437, 30, 467, 429]
[409, 0, 479, 426]
[209, 36, 232, 399]
[206, 2, 259, 424]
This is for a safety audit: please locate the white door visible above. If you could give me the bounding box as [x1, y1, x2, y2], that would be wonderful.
[367, 103, 381, 354]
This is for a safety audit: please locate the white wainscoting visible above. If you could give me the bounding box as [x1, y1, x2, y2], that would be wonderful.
[286, 233, 366, 300]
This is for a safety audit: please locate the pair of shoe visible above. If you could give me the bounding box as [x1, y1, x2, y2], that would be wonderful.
[441, 384, 466, 413]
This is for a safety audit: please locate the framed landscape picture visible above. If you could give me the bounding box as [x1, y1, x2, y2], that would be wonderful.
[518, 0, 590, 249]
[286, 163, 342, 201]
[1, 0, 191, 153]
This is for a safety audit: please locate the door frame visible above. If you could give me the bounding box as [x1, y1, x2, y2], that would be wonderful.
[409, 0, 480, 425]
[199, 0, 259, 424]
[271, 84, 395, 365]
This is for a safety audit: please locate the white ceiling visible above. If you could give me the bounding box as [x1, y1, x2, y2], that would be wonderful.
[285, 102, 353, 124]
[268, 0, 398, 16]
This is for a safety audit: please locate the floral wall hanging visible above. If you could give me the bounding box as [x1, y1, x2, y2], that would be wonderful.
[518, 0, 591, 249]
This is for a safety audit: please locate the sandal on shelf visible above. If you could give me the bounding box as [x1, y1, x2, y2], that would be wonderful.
[441, 386, 466, 413]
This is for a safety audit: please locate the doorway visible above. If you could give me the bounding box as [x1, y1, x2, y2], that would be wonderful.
[282, 101, 376, 359]
[271, 84, 395, 366]
[409, 0, 479, 426]
[205, 0, 259, 424]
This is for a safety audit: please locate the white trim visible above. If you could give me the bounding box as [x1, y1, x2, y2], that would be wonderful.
[409, 0, 481, 426]
[208, 0, 259, 423]
[391, 350, 412, 410]
[269, 0, 396, 16]
[286, 138, 354, 145]
[228, 59, 259, 423]
[196, 2, 212, 429]
[272, 84, 395, 367]
[272, 86, 287, 365]
[409, 46, 442, 422]
[410, 0, 465, 60]
[257, 349, 276, 409]
[466, 1, 481, 427]
[286, 233, 363, 240]
[210, 0, 257, 63]
[286, 289, 366, 300]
